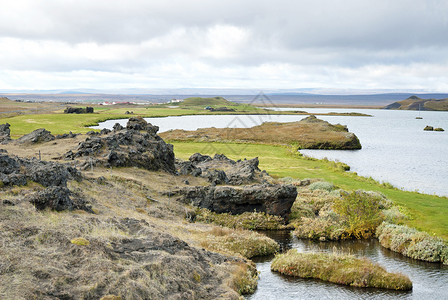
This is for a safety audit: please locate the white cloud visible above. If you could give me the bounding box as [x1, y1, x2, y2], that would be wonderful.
[1, 0, 448, 91]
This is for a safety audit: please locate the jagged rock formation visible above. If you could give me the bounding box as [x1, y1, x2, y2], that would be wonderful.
[173, 183, 297, 220]
[161, 115, 362, 150]
[65, 117, 175, 173]
[0, 123, 11, 144]
[27, 186, 92, 212]
[0, 153, 80, 187]
[16, 128, 55, 144]
[176, 153, 271, 185]
[0, 153, 92, 212]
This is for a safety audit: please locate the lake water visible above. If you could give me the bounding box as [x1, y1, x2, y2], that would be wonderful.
[248, 231, 448, 300]
[93, 108, 448, 196]
[92, 111, 448, 298]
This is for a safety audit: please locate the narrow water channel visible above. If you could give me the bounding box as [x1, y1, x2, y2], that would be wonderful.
[247, 231, 448, 300]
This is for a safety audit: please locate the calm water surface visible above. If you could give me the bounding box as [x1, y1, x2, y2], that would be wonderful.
[93, 111, 448, 299]
[93, 108, 448, 196]
[247, 231, 448, 300]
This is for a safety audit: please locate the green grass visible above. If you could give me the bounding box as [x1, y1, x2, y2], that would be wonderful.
[170, 141, 448, 239]
[271, 249, 412, 290]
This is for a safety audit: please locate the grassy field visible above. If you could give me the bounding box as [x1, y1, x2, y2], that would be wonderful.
[0, 97, 370, 138]
[170, 141, 448, 239]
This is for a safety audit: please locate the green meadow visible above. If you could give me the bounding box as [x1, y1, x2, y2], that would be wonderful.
[170, 141, 448, 239]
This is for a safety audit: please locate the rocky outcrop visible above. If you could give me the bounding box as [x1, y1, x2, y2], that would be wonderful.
[173, 183, 297, 220]
[0, 153, 91, 212]
[65, 117, 175, 173]
[0, 123, 11, 144]
[176, 153, 270, 185]
[16, 128, 55, 144]
[28, 186, 92, 212]
[0, 153, 81, 188]
[64, 106, 94, 114]
[55, 131, 78, 139]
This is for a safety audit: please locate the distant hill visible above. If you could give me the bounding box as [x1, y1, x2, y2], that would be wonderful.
[178, 96, 238, 107]
[384, 96, 448, 111]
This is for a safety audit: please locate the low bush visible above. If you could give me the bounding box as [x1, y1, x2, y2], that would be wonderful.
[231, 262, 259, 295]
[309, 181, 334, 192]
[195, 208, 287, 230]
[376, 222, 448, 264]
[201, 227, 279, 258]
[333, 190, 385, 239]
[271, 249, 412, 290]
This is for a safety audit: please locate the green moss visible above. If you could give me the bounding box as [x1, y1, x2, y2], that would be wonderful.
[70, 237, 90, 246]
[271, 249, 412, 290]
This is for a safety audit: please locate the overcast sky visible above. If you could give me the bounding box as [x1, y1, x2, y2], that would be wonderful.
[1, 0, 448, 92]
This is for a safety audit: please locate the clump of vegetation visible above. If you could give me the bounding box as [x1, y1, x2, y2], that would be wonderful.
[333, 190, 386, 239]
[292, 188, 345, 240]
[376, 222, 448, 264]
[70, 237, 90, 246]
[308, 181, 335, 192]
[292, 188, 393, 241]
[271, 249, 412, 290]
[231, 262, 259, 295]
[200, 227, 279, 258]
[195, 208, 288, 230]
[382, 206, 409, 224]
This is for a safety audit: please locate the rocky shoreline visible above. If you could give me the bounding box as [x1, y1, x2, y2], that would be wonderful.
[0, 117, 296, 299]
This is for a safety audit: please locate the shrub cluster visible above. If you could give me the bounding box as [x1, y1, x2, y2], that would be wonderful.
[195, 208, 287, 230]
[333, 190, 386, 239]
[292, 189, 395, 241]
[231, 262, 259, 295]
[376, 222, 448, 264]
[308, 181, 335, 192]
[271, 249, 412, 290]
[201, 227, 279, 259]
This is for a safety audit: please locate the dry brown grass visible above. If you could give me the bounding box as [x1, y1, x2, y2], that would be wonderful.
[0, 164, 254, 299]
[161, 119, 361, 150]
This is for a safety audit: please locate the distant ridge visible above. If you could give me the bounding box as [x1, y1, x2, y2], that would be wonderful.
[384, 96, 448, 111]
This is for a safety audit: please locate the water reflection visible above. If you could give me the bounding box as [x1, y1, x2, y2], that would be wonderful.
[247, 232, 448, 300]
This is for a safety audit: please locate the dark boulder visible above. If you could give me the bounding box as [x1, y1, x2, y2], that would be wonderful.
[0, 153, 81, 187]
[0, 123, 11, 144]
[113, 123, 124, 131]
[64, 107, 94, 114]
[55, 131, 78, 139]
[66, 118, 175, 173]
[16, 128, 55, 144]
[174, 183, 298, 220]
[175, 160, 202, 176]
[28, 186, 92, 212]
[177, 153, 269, 185]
